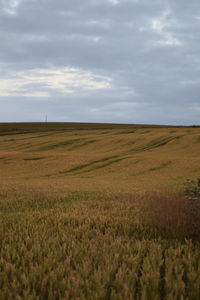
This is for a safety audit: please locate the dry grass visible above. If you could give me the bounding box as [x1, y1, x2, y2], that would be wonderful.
[141, 194, 200, 239]
[0, 123, 200, 299]
[0, 123, 200, 193]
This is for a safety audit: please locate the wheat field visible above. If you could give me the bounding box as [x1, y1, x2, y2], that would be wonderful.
[0, 123, 200, 299]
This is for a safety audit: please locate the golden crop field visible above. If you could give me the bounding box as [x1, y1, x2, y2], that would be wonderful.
[0, 122, 200, 299]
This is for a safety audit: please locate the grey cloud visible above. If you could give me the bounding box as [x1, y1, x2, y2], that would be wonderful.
[0, 0, 199, 124]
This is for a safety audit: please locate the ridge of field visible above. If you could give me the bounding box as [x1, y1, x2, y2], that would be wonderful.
[0, 122, 199, 194]
[0, 122, 188, 134]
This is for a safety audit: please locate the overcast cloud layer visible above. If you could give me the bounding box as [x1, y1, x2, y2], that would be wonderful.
[0, 0, 200, 124]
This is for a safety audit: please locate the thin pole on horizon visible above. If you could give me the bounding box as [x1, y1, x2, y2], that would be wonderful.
[45, 115, 48, 122]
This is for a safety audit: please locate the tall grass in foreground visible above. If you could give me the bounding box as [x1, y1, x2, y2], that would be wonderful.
[0, 190, 200, 299]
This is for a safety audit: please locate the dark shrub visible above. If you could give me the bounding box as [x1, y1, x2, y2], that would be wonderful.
[184, 177, 200, 200]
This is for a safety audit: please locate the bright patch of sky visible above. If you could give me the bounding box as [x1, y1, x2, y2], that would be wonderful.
[0, 68, 112, 97]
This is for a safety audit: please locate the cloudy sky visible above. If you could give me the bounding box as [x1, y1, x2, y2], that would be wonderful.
[0, 0, 200, 124]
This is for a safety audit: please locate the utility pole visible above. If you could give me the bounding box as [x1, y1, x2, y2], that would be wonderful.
[45, 115, 48, 122]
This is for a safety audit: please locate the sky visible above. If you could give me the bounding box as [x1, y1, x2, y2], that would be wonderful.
[0, 0, 200, 125]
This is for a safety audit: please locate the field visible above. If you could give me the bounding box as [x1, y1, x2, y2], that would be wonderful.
[0, 122, 200, 299]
